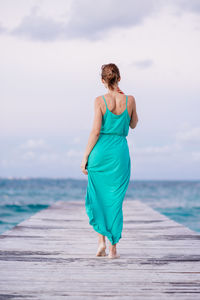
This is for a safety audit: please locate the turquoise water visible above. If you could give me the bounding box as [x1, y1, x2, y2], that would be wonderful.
[0, 178, 199, 234]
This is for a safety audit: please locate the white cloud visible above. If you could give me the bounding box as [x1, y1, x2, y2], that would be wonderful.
[191, 151, 200, 162]
[175, 0, 200, 14]
[19, 147, 82, 165]
[175, 127, 200, 145]
[128, 125, 200, 164]
[37, 152, 58, 162]
[134, 145, 172, 156]
[0, 159, 8, 166]
[131, 59, 154, 69]
[66, 149, 83, 158]
[4, 0, 160, 41]
[71, 136, 81, 144]
[22, 151, 35, 160]
[20, 139, 48, 149]
[1, 0, 200, 42]
[21, 150, 59, 163]
[0, 22, 7, 33]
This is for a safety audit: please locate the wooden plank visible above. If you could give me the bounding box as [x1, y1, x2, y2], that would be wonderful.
[0, 199, 200, 299]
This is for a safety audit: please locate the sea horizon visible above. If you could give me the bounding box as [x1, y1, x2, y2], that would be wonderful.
[0, 177, 199, 236]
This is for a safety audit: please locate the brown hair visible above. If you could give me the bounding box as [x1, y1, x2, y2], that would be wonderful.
[101, 63, 121, 91]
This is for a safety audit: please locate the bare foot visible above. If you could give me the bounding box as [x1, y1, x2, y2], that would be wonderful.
[96, 243, 106, 257]
[108, 252, 120, 259]
[108, 244, 120, 259]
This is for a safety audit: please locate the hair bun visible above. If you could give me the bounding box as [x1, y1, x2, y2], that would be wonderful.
[101, 63, 120, 91]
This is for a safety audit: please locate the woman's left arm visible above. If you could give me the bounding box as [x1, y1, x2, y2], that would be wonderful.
[81, 97, 102, 175]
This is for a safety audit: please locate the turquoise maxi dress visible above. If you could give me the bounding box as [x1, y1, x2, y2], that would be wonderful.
[85, 94, 131, 245]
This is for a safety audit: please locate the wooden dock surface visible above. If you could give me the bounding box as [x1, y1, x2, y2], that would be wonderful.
[0, 199, 200, 299]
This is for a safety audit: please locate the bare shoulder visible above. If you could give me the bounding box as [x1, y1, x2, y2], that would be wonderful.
[94, 96, 103, 107]
[128, 95, 136, 105]
[93, 96, 104, 114]
[95, 95, 103, 102]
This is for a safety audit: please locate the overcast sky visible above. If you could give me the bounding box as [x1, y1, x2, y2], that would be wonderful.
[1, 0, 200, 180]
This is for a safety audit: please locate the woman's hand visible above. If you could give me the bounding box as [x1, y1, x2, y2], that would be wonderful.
[81, 156, 88, 175]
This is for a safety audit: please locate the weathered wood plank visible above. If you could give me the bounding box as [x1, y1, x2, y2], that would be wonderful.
[0, 199, 200, 299]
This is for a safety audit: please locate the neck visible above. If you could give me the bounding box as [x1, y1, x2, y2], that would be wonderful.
[108, 84, 118, 93]
[107, 85, 124, 95]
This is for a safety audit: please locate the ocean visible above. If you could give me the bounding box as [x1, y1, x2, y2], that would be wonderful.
[0, 178, 199, 235]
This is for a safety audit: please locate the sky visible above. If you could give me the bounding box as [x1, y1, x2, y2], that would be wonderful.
[1, 0, 200, 180]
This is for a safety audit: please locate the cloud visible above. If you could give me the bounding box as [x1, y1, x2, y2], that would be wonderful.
[175, 127, 200, 146]
[18, 142, 83, 165]
[128, 125, 200, 164]
[22, 151, 59, 162]
[66, 149, 83, 158]
[134, 145, 172, 156]
[175, 0, 200, 14]
[7, 0, 160, 41]
[64, 0, 160, 40]
[22, 151, 36, 160]
[10, 5, 66, 41]
[131, 59, 154, 69]
[71, 136, 81, 144]
[2, 0, 200, 42]
[37, 152, 58, 163]
[128, 143, 182, 164]
[16, 138, 83, 166]
[20, 138, 48, 149]
[20, 150, 61, 164]
[0, 22, 7, 34]
[192, 151, 200, 162]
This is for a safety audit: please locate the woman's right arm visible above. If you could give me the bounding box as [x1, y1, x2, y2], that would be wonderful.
[129, 96, 139, 129]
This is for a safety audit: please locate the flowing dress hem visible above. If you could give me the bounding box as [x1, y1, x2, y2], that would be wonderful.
[89, 221, 122, 245]
[85, 198, 122, 245]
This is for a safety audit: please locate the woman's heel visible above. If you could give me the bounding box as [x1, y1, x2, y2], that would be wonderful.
[96, 244, 106, 256]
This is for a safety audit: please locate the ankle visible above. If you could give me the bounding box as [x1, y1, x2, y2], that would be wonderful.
[109, 246, 117, 253]
[98, 241, 106, 247]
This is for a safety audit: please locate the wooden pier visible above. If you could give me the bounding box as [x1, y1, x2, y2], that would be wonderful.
[0, 199, 200, 299]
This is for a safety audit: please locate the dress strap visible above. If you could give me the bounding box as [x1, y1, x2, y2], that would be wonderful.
[126, 95, 128, 109]
[102, 95, 108, 110]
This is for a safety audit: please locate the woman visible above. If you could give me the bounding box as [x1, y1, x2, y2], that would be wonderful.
[81, 63, 139, 259]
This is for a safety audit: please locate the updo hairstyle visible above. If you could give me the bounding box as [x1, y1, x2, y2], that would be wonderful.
[101, 63, 121, 91]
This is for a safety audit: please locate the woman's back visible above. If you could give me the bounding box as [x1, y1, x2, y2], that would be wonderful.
[101, 93, 131, 116]
[100, 94, 131, 137]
